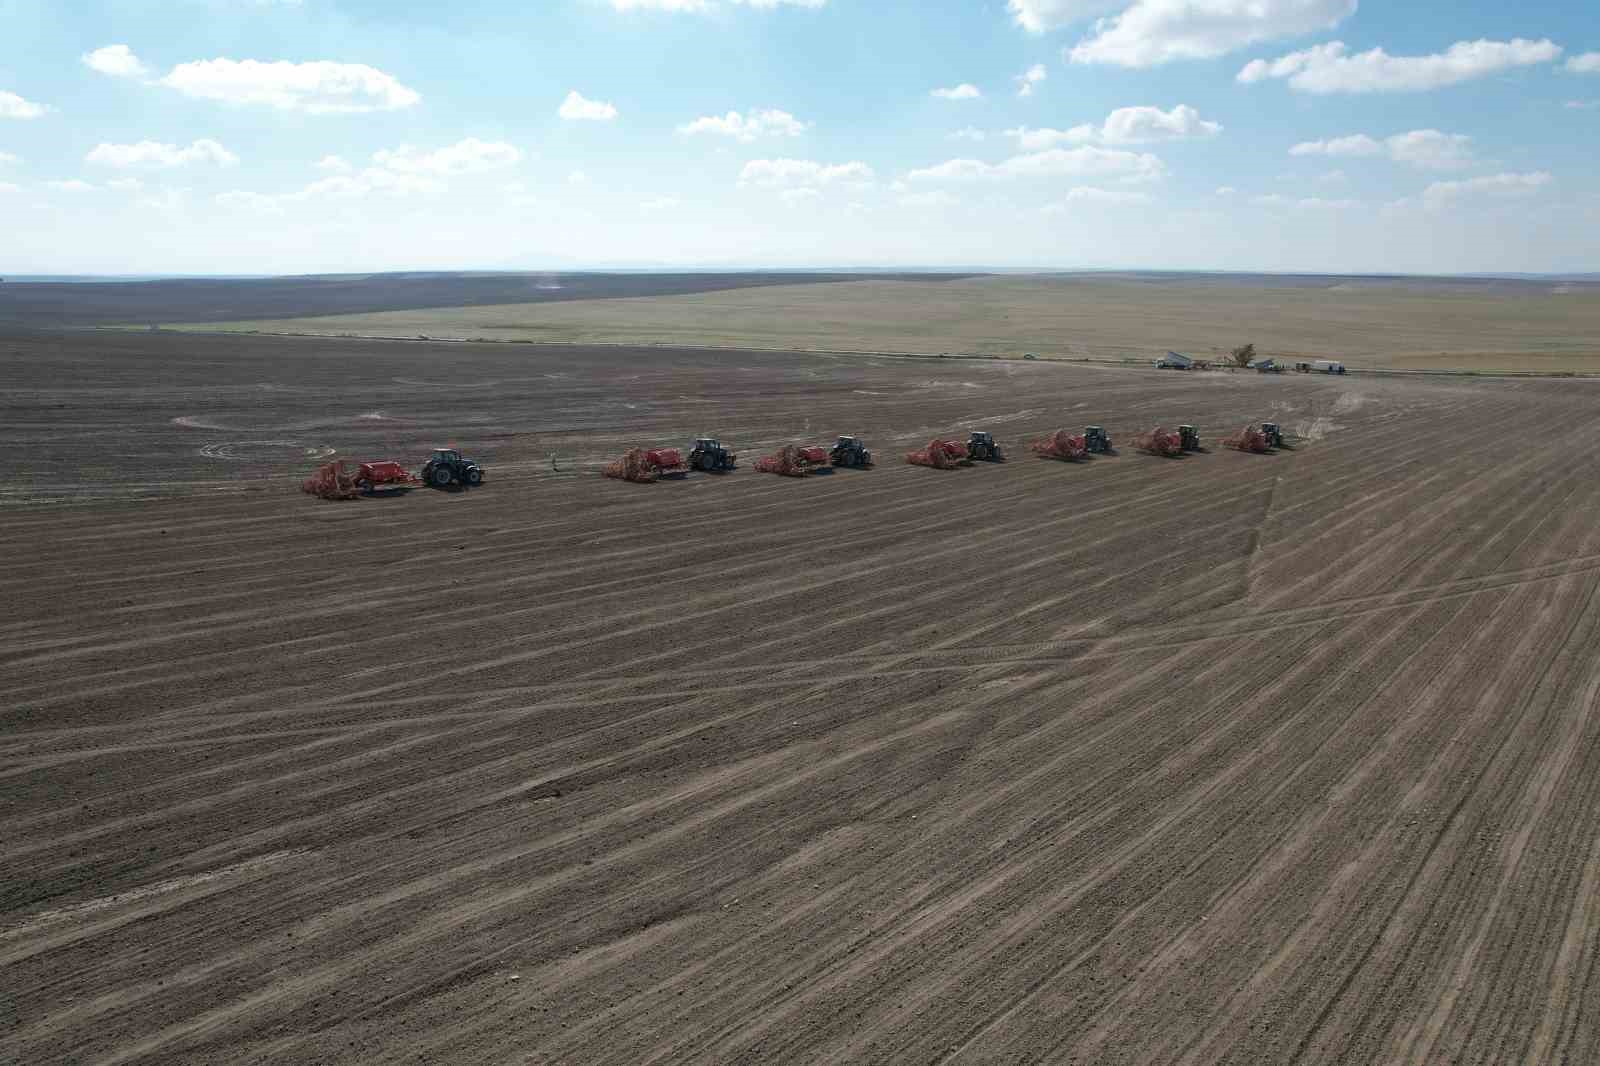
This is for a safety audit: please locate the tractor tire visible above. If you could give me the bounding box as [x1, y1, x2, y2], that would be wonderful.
[466, 467, 484, 485]
[429, 466, 453, 487]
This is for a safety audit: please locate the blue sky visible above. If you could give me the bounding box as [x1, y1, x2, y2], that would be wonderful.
[0, 0, 1596, 274]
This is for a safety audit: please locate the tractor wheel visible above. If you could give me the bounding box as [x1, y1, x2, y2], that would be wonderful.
[430, 465, 453, 487]
[466, 467, 484, 485]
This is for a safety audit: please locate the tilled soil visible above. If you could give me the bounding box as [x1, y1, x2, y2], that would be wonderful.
[5, 332, 1600, 1064]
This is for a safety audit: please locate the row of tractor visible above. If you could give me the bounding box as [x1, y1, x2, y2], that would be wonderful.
[300, 422, 1289, 501]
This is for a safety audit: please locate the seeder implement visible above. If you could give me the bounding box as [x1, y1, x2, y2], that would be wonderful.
[604, 447, 690, 483]
[906, 438, 968, 469]
[302, 460, 360, 500]
[354, 461, 422, 492]
[1030, 429, 1088, 462]
[1224, 425, 1271, 453]
[754, 444, 825, 477]
[1132, 426, 1184, 457]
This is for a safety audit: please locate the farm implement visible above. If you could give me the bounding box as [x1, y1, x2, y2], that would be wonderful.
[1132, 426, 1184, 457]
[1085, 426, 1113, 454]
[604, 447, 690, 483]
[754, 444, 830, 477]
[1224, 425, 1271, 452]
[1030, 429, 1088, 462]
[906, 439, 969, 469]
[302, 459, 422, 500]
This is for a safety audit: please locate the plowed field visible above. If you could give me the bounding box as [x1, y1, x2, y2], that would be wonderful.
[7, 331, 1600, 1064]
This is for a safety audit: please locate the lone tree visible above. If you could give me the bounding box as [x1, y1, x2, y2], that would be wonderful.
[1230, 343, 1257, 368]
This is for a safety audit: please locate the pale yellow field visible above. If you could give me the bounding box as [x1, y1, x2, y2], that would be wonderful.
[168, 274, 1600, 373]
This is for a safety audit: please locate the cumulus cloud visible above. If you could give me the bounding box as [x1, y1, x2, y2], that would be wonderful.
[679, 108, 808, 141]
[106, 177, 144, 191]
[0, 91, 49, 119]
[559, 90, 618, 121]
[1007, 0, 1120, 33]
[1422, 171, 1551, 211]
[0, 151, 18, 165]
[372, 138, 522, 175]
[1071, 0, 1356, 68]
[1239, 38, 1562, 93]
[1215, 185, 1237, 195]
[1007, 104, 1219, 148]
[1016, 64, 1048, 97]
[85, 139, 239, 168]
[738, 158, 874, 187]
[46, 180, 98, 192]
[159, 59, 420, 113]
[1290, 129, 1474, 169]
[909, 145, 1166, 183]
[315, 154, 352, 173]
[950, 127, 987, 142]
[1568, 53, 1600, 74]
[82, 44, 149, 78]
[640, 196, 682, 210]
[932, 83, 983, 100]
[780, 187, 821, 205]
[568, 170, 591, 184]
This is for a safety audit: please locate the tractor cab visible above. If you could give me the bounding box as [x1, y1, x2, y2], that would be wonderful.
[1178, 425, 1201, 452]
[421, 447, 484, 487]
[1261, 423, 1283, 448]
[834, 435, 859, 448]
[969, 431, 994, 446]
[1085, 426, 1112, 454]
[694, 438, 722, 450]
[432, 448, 462, 465]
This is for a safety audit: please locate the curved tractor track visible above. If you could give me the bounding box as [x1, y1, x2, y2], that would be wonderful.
[5, 331, 1600, 1064]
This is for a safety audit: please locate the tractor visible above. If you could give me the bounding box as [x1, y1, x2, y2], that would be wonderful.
[1178, 425, 1202, 452]
[421, 448, 485, 488]
[1085, 426, 1113, 454]
[829, 435, 873, 467]
[967, 431, 1005, 462]
[688, 437, 738, 472]
[1261, 422, 1284, 449]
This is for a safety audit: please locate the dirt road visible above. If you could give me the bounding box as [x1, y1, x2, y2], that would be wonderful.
[6, 332, 1600, 1063]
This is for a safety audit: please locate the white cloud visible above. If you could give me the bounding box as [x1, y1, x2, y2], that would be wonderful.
[85, 139, 239, 168]
[316, 154, 352, 173]
[159, 59, 420, 113]
[779, 187, 821, 205]
[679, 108, 808, 141]
[738, 158, 874, 187]
[0, 151, 18, 165]
[1239, 38, 1562, 93]
[1016, 64, 1048, 97]
[82, 44, 149, 78]
[932, 83, 983, 100]
[372, 138, 522, 175]
[1568, 53, 1600, 74]
[1044, 186, 1151, 211]
[568, 169, 591, 184]
[0, 91, 49, 119]
[46, 180, 97, 192]
[909, 145, 1165, 183]
[1101, 104, 1220, 143]
[1566, 99, 1599, 111]
[106, 177, 145, 191]
[217, 165, 443, 213]
[950, 127, 987, 142]
[1290, 129, 1474, 169]
[900, 190, 957, 208]
[1422, 171, 1551, 211]
[1253, 194, 1359, 209]
[0, 182, 19, 194]
[1383, 130, 1474, 170]
[1215, 185, 1237, 195]
[1288, 133, 1381, 157]
[609, 0, 825, 9]
[640, 196, 682, 211]
[1007, 0, 1120, 33]
[559, 90, 618, 121]
[1315, 169, 1349, 184]
[1006, 104, 1218, 149]
[1071, 0, 1356, 68]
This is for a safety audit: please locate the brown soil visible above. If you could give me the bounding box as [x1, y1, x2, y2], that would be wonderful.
[6, 330, 1600, 1064]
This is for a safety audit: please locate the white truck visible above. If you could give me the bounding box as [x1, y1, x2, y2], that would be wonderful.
[1311, 359, 1346, 374]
